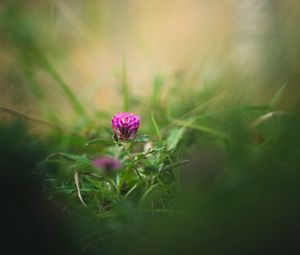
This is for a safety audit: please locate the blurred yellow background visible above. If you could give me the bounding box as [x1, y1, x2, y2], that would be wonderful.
[1, 0, 300, 120]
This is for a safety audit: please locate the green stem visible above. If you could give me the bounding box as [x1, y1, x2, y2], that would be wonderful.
[122, 143, 145, 185]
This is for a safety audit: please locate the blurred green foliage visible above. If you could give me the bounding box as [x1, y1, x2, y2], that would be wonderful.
[1, 80, 300, 254]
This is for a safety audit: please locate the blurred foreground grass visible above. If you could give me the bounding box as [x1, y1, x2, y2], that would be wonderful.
[1, 77, 300, 255]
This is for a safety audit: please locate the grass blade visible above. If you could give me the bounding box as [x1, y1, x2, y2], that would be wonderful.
[270, 82, 288, 108]
[74, 171, 87, 207]
[151, 111, 162, 141]
[40, 56, 87, 117]
[173, 118, 229, 139]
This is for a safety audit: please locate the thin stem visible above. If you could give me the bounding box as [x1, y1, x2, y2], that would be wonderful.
[122, 143, 146, 185]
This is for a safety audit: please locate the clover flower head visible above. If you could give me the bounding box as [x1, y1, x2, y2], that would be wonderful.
[112, 112, 140, 141]
[92, 156, 122, 172]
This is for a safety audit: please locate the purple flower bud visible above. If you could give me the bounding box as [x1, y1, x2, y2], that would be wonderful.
[112, 112, 140, 141]
[92, 156, 122, 172]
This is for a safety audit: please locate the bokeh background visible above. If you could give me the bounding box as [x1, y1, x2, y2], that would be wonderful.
[1, 0, 300, 124]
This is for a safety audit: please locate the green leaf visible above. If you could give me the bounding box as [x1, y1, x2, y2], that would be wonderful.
[166, 127, 186, 151]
